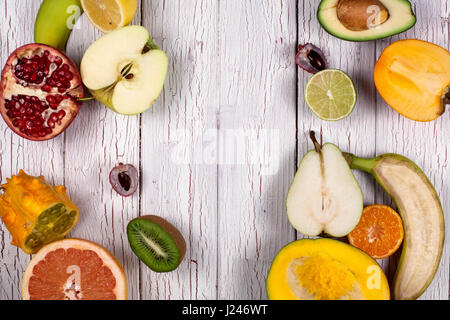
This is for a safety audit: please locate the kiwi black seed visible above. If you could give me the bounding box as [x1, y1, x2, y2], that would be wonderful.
[127, 215, 186, 273]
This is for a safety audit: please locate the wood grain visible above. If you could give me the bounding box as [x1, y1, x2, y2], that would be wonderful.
[217, 0, 297, 299]
[0, 0, 64, 300]
[0, 0, 449, 300]
[140, 0, 219, 300]
[64, 5, 143, 300]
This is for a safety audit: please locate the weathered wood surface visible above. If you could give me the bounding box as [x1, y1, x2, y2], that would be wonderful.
[0, 0, 448, 300]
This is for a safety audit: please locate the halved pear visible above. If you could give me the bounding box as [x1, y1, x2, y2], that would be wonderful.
[287, 133, 363, 237]
[81, 26, 168, 115]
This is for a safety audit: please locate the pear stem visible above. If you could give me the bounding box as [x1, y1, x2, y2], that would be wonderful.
[309, 131, 322, 153]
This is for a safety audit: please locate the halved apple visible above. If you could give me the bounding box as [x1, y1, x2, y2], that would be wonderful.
[81, 26, 168, 115]
[287, 133, 363, 237]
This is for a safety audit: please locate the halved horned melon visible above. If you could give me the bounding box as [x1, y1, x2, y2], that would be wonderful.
[0, 170, 80, 254]
[267, 239, 390, 300]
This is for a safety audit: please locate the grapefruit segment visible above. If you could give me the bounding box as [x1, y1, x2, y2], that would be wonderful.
[22, 239, 127, 300]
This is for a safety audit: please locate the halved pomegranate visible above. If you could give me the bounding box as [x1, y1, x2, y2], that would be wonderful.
[0, 44, 83, 141]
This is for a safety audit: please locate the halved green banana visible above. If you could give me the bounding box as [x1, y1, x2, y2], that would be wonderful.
[34, 0, 84, 51]
[345, 153, 445, 300]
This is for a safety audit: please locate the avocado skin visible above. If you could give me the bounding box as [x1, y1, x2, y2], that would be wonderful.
[317, 0, 417, 42]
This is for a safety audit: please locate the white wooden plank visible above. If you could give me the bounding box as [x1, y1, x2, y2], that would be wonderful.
[0, 0, 65, 300]
[140, 0, 219, 300]
[375, 0, 449, 300]
[297, 0, 381, 261]
[217, 0, 297, 299]
[63, 6, 143, 300]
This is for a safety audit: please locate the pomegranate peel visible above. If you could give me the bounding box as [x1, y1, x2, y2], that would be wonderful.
[0, 43, 83, 141]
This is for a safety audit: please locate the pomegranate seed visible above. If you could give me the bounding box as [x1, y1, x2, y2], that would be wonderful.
[57, 110, 66, 120]
[42, 85, 52, 92]
[47, 119, 55, 128]
[54, 57, 63, 66]
[50, 113, 59, 122]
[65, 72, 74, 80]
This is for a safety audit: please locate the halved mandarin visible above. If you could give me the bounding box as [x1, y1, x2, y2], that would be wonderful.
[22, 239, 127, 300]
[348, 205, 404, 259]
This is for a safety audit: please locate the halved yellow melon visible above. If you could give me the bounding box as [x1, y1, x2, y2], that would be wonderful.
[267, 238, 390, 300]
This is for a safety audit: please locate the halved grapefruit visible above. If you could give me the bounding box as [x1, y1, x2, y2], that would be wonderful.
[22, 239, 127, 300]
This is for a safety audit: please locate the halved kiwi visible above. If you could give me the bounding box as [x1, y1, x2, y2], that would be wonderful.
[127, 215, 186, 273]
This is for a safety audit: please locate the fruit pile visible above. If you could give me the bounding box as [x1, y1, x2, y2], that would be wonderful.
[268, 132, 445, 301]
[0, 0, 448, 301]
[297, 0, 449, 123]
[270, 0, 448, 301]
[0, 0, 179, 301]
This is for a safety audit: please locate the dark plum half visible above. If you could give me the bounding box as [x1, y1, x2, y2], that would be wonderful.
[295, 43, 328, 74]
[109, 163, 138, 197]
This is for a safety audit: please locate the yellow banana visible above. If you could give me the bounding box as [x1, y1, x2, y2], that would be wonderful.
[34, 0, 84, 51]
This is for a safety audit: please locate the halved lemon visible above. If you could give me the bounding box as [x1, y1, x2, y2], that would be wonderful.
[22, 239, 127, 300]
[81, 0, 138, 33]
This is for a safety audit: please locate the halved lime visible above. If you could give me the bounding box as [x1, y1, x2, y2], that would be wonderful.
[305, 69, 357, 121]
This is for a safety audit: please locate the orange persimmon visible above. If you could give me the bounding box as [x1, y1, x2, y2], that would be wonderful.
[374, 39, 450, 122]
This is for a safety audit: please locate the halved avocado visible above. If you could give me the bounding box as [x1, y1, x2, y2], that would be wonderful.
[318, 0, 416, 42]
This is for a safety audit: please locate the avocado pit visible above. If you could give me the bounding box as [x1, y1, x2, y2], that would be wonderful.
[336, 0, 389, 31]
